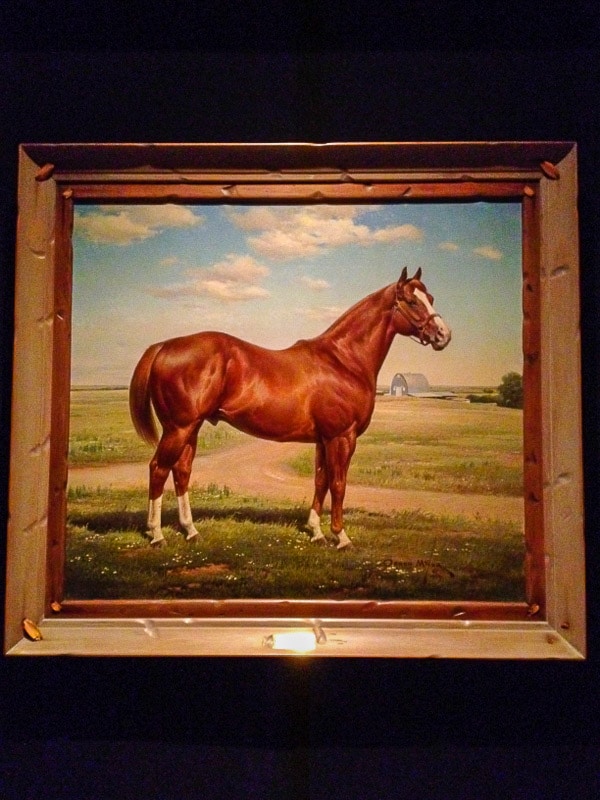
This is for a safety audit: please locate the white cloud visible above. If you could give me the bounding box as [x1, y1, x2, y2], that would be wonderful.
[75, 205, 203, 245]
[226, 205, 424, 261]
[297, 305, 345, 322]
[438, 241, 460, 252]
[473, 245, 503, 260]
[189, 280, 270, 302]
[207, 254, 270, 283]
[301, 276, 331, 291]
[371, 224, 423, 244]
[225, 206, 284, 231]
[147, 254, 270, 303]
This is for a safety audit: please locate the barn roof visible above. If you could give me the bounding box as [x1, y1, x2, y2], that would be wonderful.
[389, 372, 456, 398]
[391, 372, 430, 392]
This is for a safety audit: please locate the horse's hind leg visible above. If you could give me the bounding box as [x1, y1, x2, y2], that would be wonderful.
[147, 424, 197, 545]
[307, 442, 328, 544]
[172, 426, 201, 541]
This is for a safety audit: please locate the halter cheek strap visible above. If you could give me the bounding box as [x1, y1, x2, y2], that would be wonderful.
[394, 302, 442, 346]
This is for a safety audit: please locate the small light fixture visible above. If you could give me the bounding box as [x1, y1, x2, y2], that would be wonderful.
[263, 621, 326, 653]
[263, 631, 317, 653]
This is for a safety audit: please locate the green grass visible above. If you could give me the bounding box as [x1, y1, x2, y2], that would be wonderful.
[69, 388, 245, 466]
[289, 398, 523, 496]
[66, 485, 525, 602]
[69, 392, 523, 497]
[66, 392, 525, 602]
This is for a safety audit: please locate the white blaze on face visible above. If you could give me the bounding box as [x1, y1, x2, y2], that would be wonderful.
[414, 288, 451, 346]
[413, 288, 434, 315]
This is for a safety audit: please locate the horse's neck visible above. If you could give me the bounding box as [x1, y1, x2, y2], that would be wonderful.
[318, 284, 396, 378]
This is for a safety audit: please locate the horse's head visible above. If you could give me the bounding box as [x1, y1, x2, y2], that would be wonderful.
[393, 267, 451, 350]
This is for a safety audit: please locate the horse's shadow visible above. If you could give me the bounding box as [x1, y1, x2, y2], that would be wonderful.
[67, 504, 309, 537]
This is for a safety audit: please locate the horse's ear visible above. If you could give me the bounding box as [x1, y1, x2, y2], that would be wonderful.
[396, 267, 408, 298]
[413, 267, 422, 281]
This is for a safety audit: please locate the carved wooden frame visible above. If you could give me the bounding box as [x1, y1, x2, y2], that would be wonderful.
[4, 142, 585, 657]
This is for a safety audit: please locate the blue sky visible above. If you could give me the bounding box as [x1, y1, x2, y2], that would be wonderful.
[72, 202, 522, 387]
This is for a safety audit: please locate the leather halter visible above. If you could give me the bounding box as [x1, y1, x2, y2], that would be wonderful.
[393, 298, 442, 346]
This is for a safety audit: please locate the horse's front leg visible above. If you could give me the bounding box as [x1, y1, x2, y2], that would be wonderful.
[324, 430, 357, 550]
[307, 441, 328, 544]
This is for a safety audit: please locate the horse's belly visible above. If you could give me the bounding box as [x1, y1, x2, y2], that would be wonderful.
[215, 401, 317, 443]
[215, 363, 373, 442]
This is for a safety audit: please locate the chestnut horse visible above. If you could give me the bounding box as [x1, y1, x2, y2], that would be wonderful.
[129, 268, 451, 549]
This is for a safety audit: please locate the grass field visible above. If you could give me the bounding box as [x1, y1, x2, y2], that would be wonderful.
[290, 396, 523, 496]
[69, 389, 523, 498]
[66, 485, 525, 601]
[67, 389, 524, 602]
[69, 388, 246, 465]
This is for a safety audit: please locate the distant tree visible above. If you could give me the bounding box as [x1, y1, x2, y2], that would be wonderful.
[497, 372, 523, 409]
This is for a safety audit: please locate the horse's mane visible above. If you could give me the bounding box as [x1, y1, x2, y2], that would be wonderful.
[317, 282, 395, 341]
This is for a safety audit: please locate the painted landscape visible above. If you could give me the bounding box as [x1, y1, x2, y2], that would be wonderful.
[66, 200, 524, 602]
[66, 390, 524, 601]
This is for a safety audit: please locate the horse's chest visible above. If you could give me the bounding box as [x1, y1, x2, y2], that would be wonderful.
[311, 383, 375, 437]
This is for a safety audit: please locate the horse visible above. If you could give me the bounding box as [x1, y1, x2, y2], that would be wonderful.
[129, 267, 451, 549]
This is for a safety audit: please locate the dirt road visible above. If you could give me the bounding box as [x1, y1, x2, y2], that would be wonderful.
[68, 438, 523, 524]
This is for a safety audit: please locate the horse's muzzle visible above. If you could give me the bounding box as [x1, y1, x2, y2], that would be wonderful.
[428, 324, 452, 351]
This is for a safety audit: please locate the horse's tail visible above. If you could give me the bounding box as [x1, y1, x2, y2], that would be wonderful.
[129, 342, 163, 446]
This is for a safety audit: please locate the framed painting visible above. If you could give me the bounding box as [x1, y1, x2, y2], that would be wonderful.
[4, 142, 585, 657]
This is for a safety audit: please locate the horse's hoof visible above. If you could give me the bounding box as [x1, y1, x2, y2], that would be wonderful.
[335, 531, 352, 550]
[185, 530, 199, 542]
[310, 533, 326, 544]
[150, 538, 165, 548]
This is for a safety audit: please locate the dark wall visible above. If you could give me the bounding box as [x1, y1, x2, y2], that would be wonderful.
[1, 4, 599, 798]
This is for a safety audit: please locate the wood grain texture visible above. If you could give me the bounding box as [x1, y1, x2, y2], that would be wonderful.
[20, 141, 575, 173]
[56, 599, 531, 621]
[4, 142, 585, 657]
[4, 148, 56, 649]
[522, 193, 545, 611]
[46, 192, 73, 610]
[539, 145, 586, 655]
[6, 618, 583, 659]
